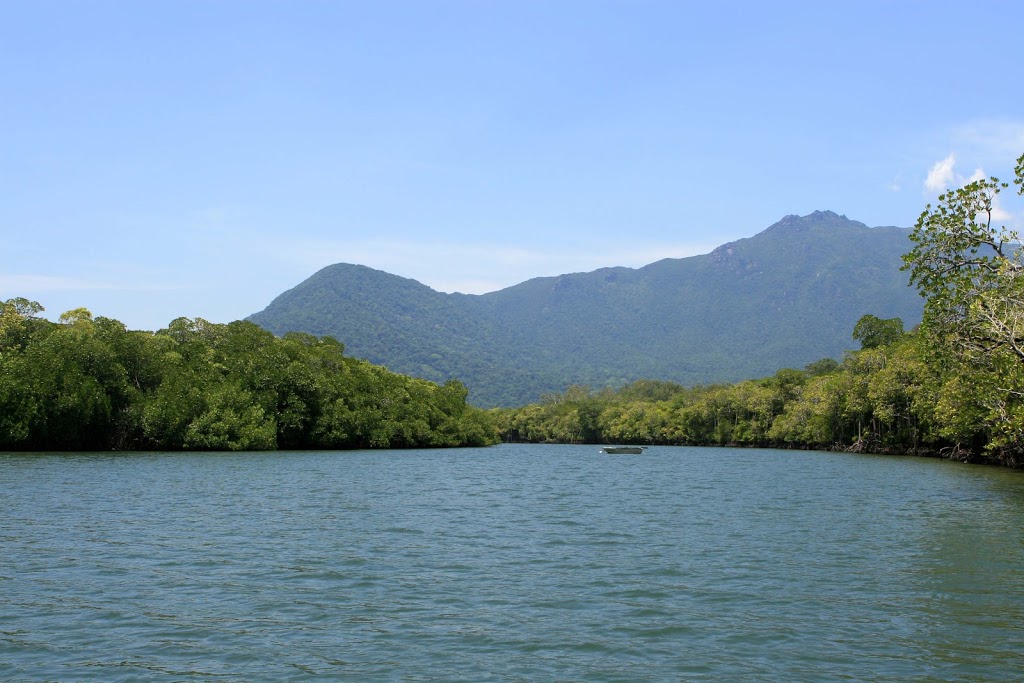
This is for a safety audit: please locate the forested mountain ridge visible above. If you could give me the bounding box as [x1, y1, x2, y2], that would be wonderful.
[249, 211, 924, 407]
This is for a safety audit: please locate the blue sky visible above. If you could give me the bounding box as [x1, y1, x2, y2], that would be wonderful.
[3, 0, 1023, 331]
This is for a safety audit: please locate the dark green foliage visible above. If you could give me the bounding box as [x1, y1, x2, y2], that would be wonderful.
[805, 357, 840, 376]
[899, 152, 1024, 465]
[0, 301, 498, 451]
[494, 330, 956, 459]
[852, 314, 904, 349]
[248, 211, 924, 407]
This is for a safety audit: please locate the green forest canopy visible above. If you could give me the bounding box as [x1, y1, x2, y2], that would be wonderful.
[0, 302, 498, 451]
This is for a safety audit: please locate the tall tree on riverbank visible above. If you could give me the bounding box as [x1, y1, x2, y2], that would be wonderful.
[902, 152, 1024, 462]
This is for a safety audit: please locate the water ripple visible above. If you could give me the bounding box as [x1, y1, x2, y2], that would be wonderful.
[2, 445, 1023, 681]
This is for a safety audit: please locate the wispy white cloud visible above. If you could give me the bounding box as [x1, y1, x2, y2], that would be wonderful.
[951, 119, 1024, 161]
[924, 119, 1024, 196]
[965, 168, 987, 183]
[924, 154, 957, 193]
[991, 203, 1013, 223]
[921, 153, 1019, 226]
[0, 275, 116, 292]
[0, 274, 185, 293]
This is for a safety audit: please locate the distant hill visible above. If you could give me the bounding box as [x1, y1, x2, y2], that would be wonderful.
[248, 211, 924, 406]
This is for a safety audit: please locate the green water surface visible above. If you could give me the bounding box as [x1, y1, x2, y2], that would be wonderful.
[2, 445, 1022, 681]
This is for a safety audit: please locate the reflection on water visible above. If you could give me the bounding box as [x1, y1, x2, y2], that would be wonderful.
[1, 446, 1023, 681]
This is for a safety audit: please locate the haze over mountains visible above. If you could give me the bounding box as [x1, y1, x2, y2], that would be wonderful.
[249, 211, 924, 407]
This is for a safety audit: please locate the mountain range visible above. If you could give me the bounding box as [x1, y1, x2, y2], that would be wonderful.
[248, 211, 924, 407]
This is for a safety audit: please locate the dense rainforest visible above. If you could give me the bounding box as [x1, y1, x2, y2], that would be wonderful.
[0, 303, 498, 451]
[494, 320, 938, 453]
[498, 153, 1024, 468]
[494, 315, 1019, 467]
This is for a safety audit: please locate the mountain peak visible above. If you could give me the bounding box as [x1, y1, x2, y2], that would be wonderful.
[710, 211, 867, 261]
[249, 211, 921, 406]
[809, 209, 846, 220]
[760, 210, 867, 235]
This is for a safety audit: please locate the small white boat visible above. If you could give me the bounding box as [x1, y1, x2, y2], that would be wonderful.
[599, 446, 648, 454]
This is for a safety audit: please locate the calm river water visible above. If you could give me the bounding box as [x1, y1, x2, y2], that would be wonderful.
[2, 444, 1023, 681]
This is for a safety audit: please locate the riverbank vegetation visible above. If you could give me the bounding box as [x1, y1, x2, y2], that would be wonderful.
[5, 154, 1021, 462]
[0, 305, 498, 451]
[498, 153, 1024, 467]
[495, 324, 929, 450]
[494, 318, 1018, 466]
